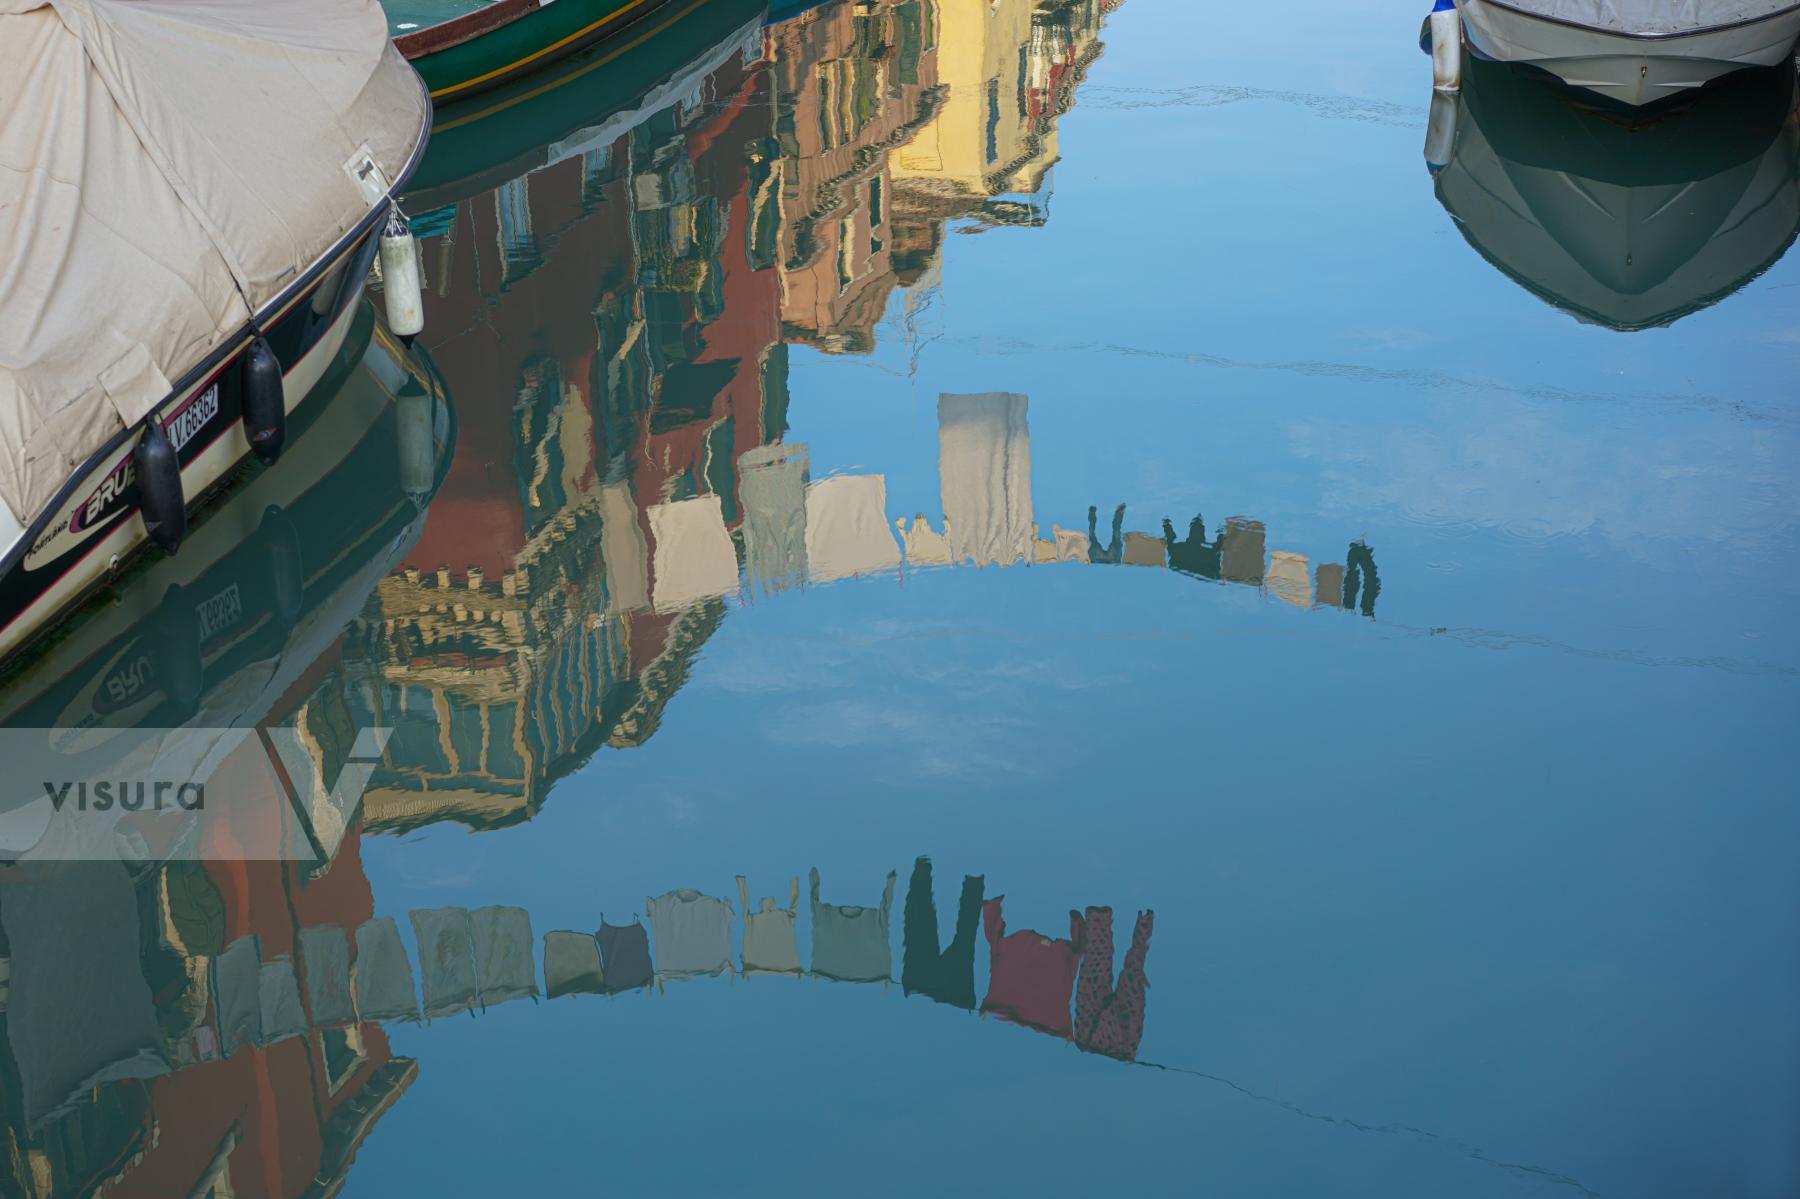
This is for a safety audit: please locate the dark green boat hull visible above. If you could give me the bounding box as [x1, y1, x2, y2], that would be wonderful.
[404, 0, 766, 205]
[399, 0, 675, 104]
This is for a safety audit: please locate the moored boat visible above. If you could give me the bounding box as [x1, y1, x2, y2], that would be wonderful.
[0, 0, 432, 667]
[1453, 0, 1800, 106]
[388, 0, 684, 104]
[0, 306, 455, 736]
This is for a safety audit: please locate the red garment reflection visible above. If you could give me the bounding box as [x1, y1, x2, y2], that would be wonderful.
[980, 896, 1083, 1038]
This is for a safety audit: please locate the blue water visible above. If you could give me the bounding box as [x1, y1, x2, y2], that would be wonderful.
[2, 0, 1797, 1195]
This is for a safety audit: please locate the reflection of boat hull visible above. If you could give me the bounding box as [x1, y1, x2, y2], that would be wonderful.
[393, 0, 676, 105]
[1459, 0, 1800, 105]
[0, 306, 455, 732]
[1432, 56, 1800, 329]
[767, 0, 831, 17]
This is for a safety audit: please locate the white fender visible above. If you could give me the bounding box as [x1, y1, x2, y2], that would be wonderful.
[379, 208, 424, 339]
[1431, 2, 1463, 92]
[1424, 90, 1459, 173]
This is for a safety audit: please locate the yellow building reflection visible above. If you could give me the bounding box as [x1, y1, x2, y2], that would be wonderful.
[891, 0, 1115, 206]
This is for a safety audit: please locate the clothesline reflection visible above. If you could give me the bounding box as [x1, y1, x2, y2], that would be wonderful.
[118, 857, 1160, 1085]
[0, 846, 1596, 1199]
[0, 849, 1157, 1196]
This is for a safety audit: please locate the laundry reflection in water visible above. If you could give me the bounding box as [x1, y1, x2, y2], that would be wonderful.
[0, 851, 1162, 1158]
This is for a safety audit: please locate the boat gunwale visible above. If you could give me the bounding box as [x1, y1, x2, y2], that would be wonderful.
[404, 3, 762, 210]
[396, 0, 668, 101]
[392, 0, 542, 58]
[0, 75, 435, 587]
[1465, 0, 1800, 43]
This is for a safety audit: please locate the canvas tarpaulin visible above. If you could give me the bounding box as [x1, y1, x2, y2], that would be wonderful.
[0, 0, 425, 527]
[1476, 0, 1797, 35]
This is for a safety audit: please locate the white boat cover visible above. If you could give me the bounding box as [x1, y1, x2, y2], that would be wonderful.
[0, 0, 425, 528]
[1480, 0, 1797, 36]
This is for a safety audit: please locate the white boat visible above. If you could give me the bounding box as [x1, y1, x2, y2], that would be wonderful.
[0, 0, 431, 664]
[1457, 0, 1800, 105]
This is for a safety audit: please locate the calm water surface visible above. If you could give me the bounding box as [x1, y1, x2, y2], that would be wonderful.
[2, 0, 1798, 1195]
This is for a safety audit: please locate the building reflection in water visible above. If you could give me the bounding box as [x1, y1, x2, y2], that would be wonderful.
[345, 0, 1240, 842]
[234, 0, 1367, 847]
[0, 0, 1375, 1193]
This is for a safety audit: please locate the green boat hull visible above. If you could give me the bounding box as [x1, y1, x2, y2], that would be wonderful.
[395, 0, 676, 104]
[404, 0, 766, 204]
